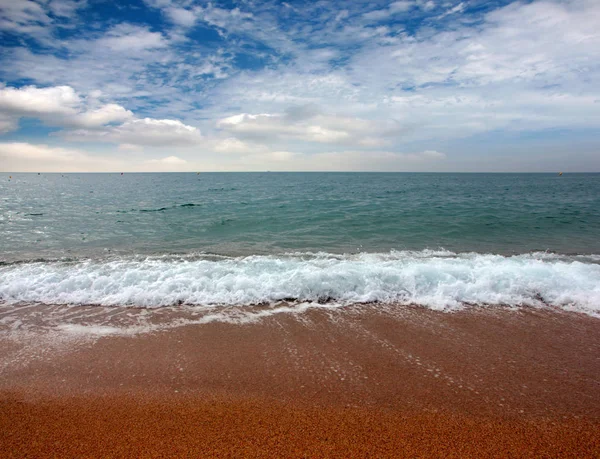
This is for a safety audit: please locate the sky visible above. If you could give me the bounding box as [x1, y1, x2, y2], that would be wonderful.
[0, 0, 599, 172]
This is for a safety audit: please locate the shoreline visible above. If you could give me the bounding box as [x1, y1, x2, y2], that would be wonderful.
[1, 305, 599, 457]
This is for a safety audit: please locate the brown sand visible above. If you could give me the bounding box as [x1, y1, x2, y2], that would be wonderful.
[1, 305, 599, 457]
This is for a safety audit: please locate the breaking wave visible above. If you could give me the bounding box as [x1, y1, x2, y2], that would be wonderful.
[0, 250, 599, 316]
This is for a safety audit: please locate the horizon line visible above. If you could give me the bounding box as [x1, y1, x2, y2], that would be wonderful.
[2, 171, 599, 174]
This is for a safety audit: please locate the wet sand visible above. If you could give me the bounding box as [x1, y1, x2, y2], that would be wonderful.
[1, 305, 599, 457]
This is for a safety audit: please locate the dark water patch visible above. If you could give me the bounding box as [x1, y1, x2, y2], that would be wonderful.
[140, 207, 168, 213]
[117, 203, 202, 214]
[207, 187, 238, 192]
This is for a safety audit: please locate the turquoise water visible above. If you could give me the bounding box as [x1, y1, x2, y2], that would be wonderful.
[1, 173, 599, 259]
[1, 173, 599, 314]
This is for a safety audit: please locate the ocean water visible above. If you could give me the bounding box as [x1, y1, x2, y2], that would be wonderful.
[1, 172, 599, 318]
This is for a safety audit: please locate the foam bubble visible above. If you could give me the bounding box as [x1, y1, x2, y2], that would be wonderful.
[0, 251, 599, 316]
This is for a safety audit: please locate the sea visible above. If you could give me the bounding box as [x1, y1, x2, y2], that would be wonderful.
[1, 172, 600, 324]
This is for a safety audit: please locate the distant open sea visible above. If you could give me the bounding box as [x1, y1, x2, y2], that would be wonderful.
[1, 172, 599, 316]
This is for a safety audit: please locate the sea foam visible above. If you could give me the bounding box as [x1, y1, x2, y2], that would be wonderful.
[0, 251, 599, 316]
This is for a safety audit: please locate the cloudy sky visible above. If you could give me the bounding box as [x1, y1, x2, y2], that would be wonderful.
[0, 0, 598, 172]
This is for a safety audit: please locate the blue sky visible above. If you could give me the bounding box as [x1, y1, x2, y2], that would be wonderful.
[0, 0, 598, 171]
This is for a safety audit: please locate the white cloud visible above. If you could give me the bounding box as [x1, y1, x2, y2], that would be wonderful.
[0, 0, 51, 36]
[145, 155, 188, 170]
[362, 10, 389, 21]
[0, 85, 80, 116]
[334, 10, 349, 22]
[419, 1, 436, 12]
[218, 113, 275, 126]
[165, 7, 197, 27]
[75, 104, 133, 128]
[0, 114, 18, 134]
[268, 150, 295, 161]
[0, 85, 134, 131]
[287, 150, 446, 171]
[364, 0, 600, 89]
[0, 0, 87, 44]
[0, 142, 193, 172]
[212, 137, 264, 154]
[390, 2, 414, 13]
[96, 24, 169, 53]
[195, 5, 254, 34]
[362, 0, 416, 22]
[218, 111, 341, 142]
[118, 143, 143, 152]
[48, 0, 87, 18]
[438, 2, 464, 19]
[0, 140, 447, 172]
[146, 1, 256, 35]
[110, 118, 202, 146]
[419, 150, 446, 159]
[66, 118, 202, 147]
[217, 110, 399, 147]
[0, 85, 203, 152]
[0, 142, 123, 172]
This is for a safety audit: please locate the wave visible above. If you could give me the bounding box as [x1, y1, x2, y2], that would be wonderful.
[116, 203, 202, 213]
[0, 250, 599, 316]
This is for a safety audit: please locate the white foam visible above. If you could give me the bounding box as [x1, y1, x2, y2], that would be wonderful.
[56, 324, 123, 336]
[0, 251, 599, 317]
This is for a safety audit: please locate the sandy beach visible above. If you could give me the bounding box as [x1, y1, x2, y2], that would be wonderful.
[1, 305, 599, 457]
